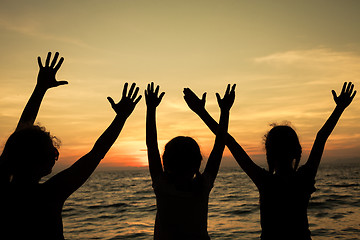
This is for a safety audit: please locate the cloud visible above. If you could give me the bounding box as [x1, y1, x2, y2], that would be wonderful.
[254, 48, 360, 66]
[250, 48, 360, 111]
[0, 18, 92, 49]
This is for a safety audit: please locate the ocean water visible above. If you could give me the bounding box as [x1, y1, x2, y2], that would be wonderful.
[62, 163, 360, 240]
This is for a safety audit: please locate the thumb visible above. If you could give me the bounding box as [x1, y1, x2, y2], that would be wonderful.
[56, 81, 68, 86]
[201, 92, 207, 103]
[216, 93, 221, 104]
[37, 56, 43, 68]
[331, 90, 337, 101]
[159, 92, 165, 102]
[107, 97, 116, 107]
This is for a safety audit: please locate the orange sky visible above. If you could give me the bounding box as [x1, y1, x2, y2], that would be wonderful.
[0, 1, 360, 171]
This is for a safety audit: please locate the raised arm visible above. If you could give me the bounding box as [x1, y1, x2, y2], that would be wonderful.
[46, 82, 142, 200]
[184, 88, 263, 187]
[203, 84, 235, 184]
[145, 82, 165, 182]
[16, 52, 67, 131]
[305, 82, 356, 179]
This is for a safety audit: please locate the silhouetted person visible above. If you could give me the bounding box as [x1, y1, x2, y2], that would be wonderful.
[145, 82, 235, 239]
[183, 82, 356, 240]
[0, 52, 142, 240]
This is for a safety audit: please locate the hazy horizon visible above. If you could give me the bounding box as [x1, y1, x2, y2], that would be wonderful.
[1, 0, 360, 169]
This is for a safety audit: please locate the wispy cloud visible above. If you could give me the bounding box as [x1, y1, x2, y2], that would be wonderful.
[0, 18, 92, 49]
[254, 48, 360, 70]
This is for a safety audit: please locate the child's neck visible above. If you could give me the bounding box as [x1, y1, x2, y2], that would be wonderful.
[168, 173, 197, 190]
[275, 165, 295, 176]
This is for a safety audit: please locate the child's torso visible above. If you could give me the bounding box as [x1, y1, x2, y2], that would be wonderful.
[153, 174, 212, 240]
[0, 184, 65, 240]
[259, 166, 315, 240]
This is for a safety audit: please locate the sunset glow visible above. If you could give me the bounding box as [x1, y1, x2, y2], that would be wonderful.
[0, 1, 359, 171]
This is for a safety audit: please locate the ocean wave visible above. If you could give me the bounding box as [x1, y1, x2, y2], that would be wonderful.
[88, 202, 129, 210]
[63, 164, 360, 240]
[329, 183, 359, 188]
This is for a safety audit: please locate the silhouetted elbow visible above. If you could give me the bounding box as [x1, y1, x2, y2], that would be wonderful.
[315, 129, 329, 143]
[88, 148, 107, 161]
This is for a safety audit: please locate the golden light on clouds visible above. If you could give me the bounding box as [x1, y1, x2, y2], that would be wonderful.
[0, 1, 359, 170]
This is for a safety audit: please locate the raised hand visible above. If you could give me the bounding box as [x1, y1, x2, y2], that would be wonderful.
[183, 88, 206, 114]
[331, 82, 356, 109]
[306, 82, 356, 179]
[37, 52, 68, 90]
[107, 82, 142, 118]
[216, 84, 236, 111]
[145, 82, 165, 109]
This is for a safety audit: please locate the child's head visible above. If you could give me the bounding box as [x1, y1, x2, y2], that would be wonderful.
[0, 125, 60, 183]
[162, 136, 202, 178]
[264, 124, 302, 174]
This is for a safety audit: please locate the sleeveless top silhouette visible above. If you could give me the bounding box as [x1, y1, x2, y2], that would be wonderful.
[0, 183, 65, 240]
[152, 173, 213, 240]
[258, 165, 316, 240]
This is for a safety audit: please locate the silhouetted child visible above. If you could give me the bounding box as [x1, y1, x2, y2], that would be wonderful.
[145, 82, 235, 239]
[0, 52, 142, 240]
[183, 82, 356, 240]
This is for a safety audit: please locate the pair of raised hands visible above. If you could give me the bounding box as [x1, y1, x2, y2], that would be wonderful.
[182, 82, 357, 113]
[108, 81, 236, 120]
[37, 52, 142, 119]
[145, 82, 236, 112]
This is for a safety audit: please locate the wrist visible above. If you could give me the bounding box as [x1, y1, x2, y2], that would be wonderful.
[195, 107, 206, 115]
[114, 113, 128, 121]
[335, 104, 346, 112]
[34, 85, 47, 94]
[220, 108, 230, 114]
[147, 106, 157, 111]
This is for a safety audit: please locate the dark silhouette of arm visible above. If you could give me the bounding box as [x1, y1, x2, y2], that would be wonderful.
[305, 82, 356, 179]
[184, 88, 263, 187]
[45, 83, 142, 200]
[145, 82, 165, 182]
[16, 52, 67, 131]
[202, 84, 235, 184]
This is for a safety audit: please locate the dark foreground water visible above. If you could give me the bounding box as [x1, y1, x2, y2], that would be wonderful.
[62, 163, 360, 239]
